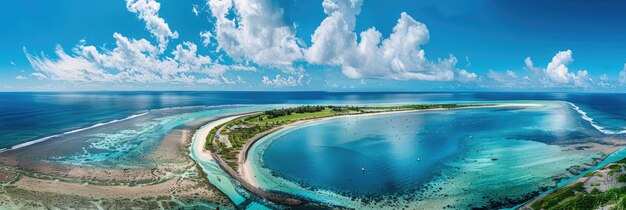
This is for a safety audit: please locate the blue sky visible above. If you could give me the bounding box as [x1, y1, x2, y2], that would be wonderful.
[3, 0, 626, 91]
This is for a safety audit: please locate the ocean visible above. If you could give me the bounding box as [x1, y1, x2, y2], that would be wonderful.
[2, 91, 626, 208]
[3, 91, 626, 151]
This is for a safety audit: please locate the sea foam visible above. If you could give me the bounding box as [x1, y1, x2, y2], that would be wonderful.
[567, 102, 626, 135]
[0, 112, 149, 153]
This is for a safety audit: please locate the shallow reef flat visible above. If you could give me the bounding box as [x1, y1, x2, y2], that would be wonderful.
[0, 126, 233, 209]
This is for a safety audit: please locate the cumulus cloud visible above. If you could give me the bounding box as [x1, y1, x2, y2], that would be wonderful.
[486, 50, 593, 88]
[15, 75, 27, 80]
[206, 0, 304, 70]
[524, 50, 591, 87]
[457, 69, 477, 82]
[24, 33, 235, 84]
[306, 0, 362, 64]
[261, 74, 303, 87]
[306, 0, 465, 81]
[126, 0, 179, 52]
[544, 50, 573, 84]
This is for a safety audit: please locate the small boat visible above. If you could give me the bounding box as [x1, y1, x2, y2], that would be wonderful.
[417, 158, 421, 161]
[361, 167, 365, 172]
[216, 175, 221, 182]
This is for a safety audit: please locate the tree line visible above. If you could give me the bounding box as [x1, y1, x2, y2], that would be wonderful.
[265, 105, 326, 118]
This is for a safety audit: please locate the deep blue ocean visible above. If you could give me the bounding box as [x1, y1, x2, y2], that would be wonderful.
[2, 91, 626, 150]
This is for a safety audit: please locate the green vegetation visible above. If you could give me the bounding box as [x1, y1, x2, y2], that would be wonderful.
[608, 164, 623, 176]
[531, 182, 585, 210]
[260, 108, 336, 123]
[228, 124, 274, 149]
[532, 159, 626, 210]
[264, 105, 326, 118]
[583, 172, 595, 177]
[615, 157, 626, 164]
[205, 122, 228, 152]
[618, 175, 626, 183]
[532, 185, 626, 210]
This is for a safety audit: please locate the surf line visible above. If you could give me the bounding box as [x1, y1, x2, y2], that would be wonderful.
[566, 102, 626, 135]
[0, 112, 149, 153]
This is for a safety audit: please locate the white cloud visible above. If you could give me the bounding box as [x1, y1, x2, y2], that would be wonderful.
[544, 50, 573, 84]
[200, 31, 213, 47]
[458, 69, 477, 82]
[488, 50, 592, 88]
[126, 0, 179, 52]
[524, 50, 591, 87]
[306, 0, 362, 64]
[24, 33, 233, 84]
[31, 72, 47, 80]
[206, 0, 304, 69]
[25, 45, 116, 82]
[524, 57, 541, 74]
[15, 75, 27, 80]
[306, 1, 461, 81]
[571, 69, 591, 87]
[192, 4, 200, 16]
[261, 74, 303, 87]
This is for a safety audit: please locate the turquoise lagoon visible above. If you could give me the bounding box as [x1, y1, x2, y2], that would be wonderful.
[245, 102, 610, 209]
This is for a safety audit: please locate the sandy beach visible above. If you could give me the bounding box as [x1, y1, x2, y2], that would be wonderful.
[192, 115, 242, 163]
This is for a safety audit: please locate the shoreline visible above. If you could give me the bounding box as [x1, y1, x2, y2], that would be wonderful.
[519, 139, 626, 209]
[0, 114, 236, 209]
[192, 115, 242, 163]
[193, 103, 543, 207]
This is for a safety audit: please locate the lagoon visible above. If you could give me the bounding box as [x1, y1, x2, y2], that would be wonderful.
[247, 102, 608, 208]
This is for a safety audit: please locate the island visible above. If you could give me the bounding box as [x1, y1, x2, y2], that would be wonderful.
[196, 103, 492, 206]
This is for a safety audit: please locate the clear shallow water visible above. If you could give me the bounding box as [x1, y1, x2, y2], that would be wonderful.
[247, 103, 608, 208]
[2, 92, 626, 208]
[45, 105, 257, 167]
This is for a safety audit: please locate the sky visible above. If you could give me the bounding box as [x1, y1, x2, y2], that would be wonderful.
[3, 0, 626, 91]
